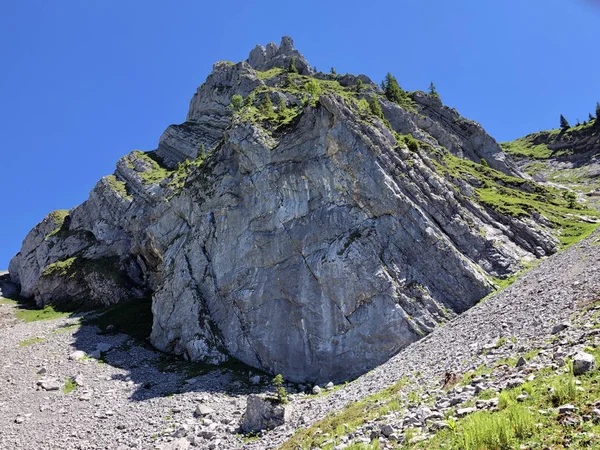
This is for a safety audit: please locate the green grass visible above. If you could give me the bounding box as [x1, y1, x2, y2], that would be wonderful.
[105, 175, 131, 199]
[433, 149, 600, 248]
[63, 378, 78, 394]
[85, 297, 153, 342]
[410, 347, 600, 450]
[41, 257, 77, 277]
[1, 290, 72, 322]
[279, 377, 408, 450]
[256, 67, 285, 80]
[0, 297, 17, 306]
[45, 210, 70, 239]
[18, 337, 44, 347]
[15, 304, 71, 322]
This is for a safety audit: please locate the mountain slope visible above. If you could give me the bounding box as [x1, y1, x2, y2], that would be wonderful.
[8, 37, 598, 383]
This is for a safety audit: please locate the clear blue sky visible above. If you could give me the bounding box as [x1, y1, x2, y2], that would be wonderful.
[1, 0, 599, 268]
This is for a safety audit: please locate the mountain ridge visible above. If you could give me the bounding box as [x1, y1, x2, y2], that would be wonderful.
[8, 36, 598, 383]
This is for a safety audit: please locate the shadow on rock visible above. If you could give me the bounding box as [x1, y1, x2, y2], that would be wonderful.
[69, 297, 277, 402]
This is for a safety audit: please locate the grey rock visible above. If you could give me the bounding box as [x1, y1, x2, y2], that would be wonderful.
[455, 407, 477, 418]
[558, 404, 576, 414]
[37, 378, 60, 391]
[160, 438, 190, 450]
[573, 352, 596, 375]
[69, 351, 86, 361]
[516, 356, 527, 367]
[193, 404, 214, 417]
[380, 424, 395, 437]
[312, 385, 321, 395]
[241, 394, 290, 432]
[552, 323, 570, 334]
[95, 343, 112, 352]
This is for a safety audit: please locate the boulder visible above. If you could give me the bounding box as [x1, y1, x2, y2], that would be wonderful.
[573, 352, 596, 376]
[241, 394, 290, 432]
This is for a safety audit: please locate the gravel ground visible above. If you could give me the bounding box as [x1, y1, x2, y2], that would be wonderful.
[1, 229, 599, 449]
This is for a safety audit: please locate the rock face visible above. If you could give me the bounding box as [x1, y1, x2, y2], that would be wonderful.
[8, 37, 592, 383]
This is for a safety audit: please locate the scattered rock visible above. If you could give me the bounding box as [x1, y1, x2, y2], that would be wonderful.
[572, 352, 596, 376]
[312, 385, 321, 395]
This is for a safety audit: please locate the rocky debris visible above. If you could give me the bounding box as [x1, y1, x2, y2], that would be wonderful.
[572, 351, 596, 375]
[1, 228, 600, 449]
[241, 394, 290, 432]
[311, 385, 321, 395]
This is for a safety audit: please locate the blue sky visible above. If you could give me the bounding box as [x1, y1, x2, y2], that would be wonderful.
[1, 0, 599, 268]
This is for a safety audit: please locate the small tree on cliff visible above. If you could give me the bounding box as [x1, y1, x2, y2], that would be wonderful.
[560, 114, 570, 130]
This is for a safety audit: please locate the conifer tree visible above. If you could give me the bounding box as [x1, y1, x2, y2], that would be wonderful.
[355, 78, 364, 92]
[560, 114, 570, 130]
[590, 113, 595, 122]
[288, 56, 298, 74]
[383, 73, 405, 104]
[369, 96, 384, 119]
[596, 103, 600, 122]
[260, 92, 275, 118]
[428, 81, 440, 98]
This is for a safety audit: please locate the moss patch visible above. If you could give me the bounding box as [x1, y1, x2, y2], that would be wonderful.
[18, 337, 44, 347]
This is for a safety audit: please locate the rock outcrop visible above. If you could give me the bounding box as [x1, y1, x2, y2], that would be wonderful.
[9, 37, 596, 383]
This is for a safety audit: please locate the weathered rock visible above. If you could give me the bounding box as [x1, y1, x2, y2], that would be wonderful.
[193, 404, 214, 417]
[573, 352, 596, 375]
[69, 351, 86, 361]
[37, 378, 60, 391]
[241, 394, 290, 432]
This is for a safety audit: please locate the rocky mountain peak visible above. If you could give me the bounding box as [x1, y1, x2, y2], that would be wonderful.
[8, 37, 599, 384]
[247, 35, 312, 75]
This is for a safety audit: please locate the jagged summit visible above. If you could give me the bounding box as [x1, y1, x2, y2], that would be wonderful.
[247, 36, 312, 75]
[8, 37, 598, 383]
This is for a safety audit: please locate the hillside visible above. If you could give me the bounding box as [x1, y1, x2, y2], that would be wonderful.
[501, 117, 600, 207]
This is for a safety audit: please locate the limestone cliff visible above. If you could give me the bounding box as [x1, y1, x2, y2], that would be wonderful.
[9, 37, 597, 382]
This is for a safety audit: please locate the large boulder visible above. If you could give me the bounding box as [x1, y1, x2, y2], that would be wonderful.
[241, 394, 290, 432]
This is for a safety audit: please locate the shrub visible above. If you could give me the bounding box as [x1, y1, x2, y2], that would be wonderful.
[230, 94, 243, 111]
[480, 158, 489, 167]
[272, 374, 288, 404]
[355, 78, 364, 92]
[305, 79, 322, 97]
[259, 92, 275, 119]
[428, 81, 440, 99]
[288, 56, 298, 74]
[369, 96, 384, 119]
